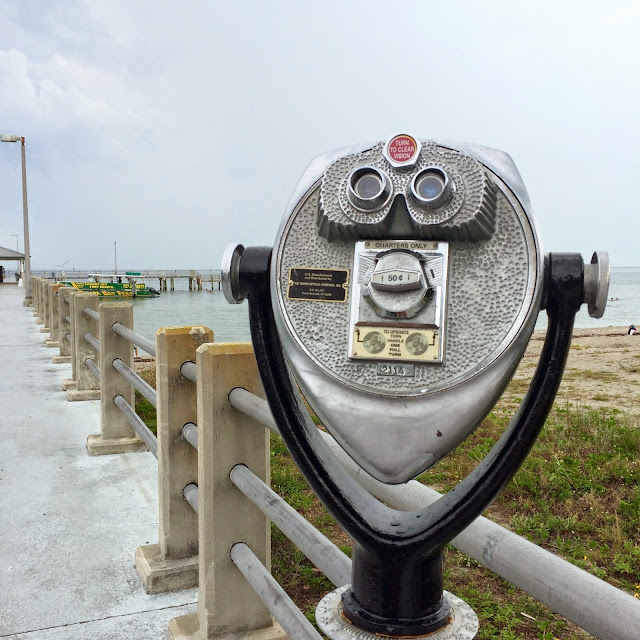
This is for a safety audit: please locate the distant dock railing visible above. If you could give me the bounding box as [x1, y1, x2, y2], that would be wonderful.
[31, 269, 222, 291]
[26, 274, 640, 640]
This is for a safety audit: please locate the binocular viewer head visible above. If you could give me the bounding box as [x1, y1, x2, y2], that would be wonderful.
[317, 134, 497, 243]
[224, 134, 609, 484]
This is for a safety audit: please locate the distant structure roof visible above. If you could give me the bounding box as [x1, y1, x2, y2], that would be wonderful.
[0, 246, 25, 260]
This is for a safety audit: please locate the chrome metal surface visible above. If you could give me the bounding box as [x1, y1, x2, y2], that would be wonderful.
[221, 243, 245, 304]
[230, 464, 350, 588]
[65, 315, 70, 324]
[113, 358, 157, 407]
[182, 422, 198, 450]
[231, 542, 323, 640]
[111, 322, 156, 357]
[113, 394, 157, 458]
[316, 586, 478, 640]
[271, 138, 543, 483]
[180, 360, 197, 383]
[583, 250, 610, 319]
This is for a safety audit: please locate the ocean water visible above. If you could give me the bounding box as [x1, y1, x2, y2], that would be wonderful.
[129, 267, 640, 345]
[131, 283, 251, 344]
[535, 266, 640, 331]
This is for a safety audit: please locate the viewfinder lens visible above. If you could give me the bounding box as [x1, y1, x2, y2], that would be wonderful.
[410, 168, 453, 210]
[347, 167, 392, 212]
[416, 174, 444, 200]
[355, 173, 383, 199]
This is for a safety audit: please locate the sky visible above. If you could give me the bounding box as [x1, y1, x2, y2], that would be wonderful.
[0, 1, 638, 270]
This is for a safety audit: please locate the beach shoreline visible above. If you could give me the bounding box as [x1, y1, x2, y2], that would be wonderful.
[510, 326, 640, 418]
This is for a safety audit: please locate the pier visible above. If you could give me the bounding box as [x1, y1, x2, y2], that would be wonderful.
[0, 285, 196, 638]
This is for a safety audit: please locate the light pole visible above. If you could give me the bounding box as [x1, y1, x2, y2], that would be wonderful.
[1, 134, 32, 302]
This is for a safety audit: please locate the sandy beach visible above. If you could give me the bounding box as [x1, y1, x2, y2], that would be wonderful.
[506, 326, 640, 419]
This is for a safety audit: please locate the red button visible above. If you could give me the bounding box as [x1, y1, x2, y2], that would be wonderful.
[387, 134, 418, 164]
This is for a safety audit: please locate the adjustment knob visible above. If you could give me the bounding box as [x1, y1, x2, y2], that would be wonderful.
[365, 250, 430, 319]
[583, 251, 610, 319]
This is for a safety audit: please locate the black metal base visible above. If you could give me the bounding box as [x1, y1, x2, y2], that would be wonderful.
[341, 588, 450, 636]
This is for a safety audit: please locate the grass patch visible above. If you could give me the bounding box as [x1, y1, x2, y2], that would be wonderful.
[273, 404, 640, 638]
[564, 369, 621, 382]
[134, 367, 157, 435]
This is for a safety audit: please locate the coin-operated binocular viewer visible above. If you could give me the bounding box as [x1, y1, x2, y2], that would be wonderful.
[222, 134, 610, 639]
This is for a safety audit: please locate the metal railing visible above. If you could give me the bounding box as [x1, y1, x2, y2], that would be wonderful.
[223, 387, 640, 640]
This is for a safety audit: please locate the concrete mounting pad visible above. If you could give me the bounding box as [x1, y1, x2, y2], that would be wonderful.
[169, 615, 286, 640]
[52, 354, 72, 364]
[135, 544, 199, 594]
[66, 388, 101, 401]
[0, 286, 196, 639]
[87, 433, 149, 456]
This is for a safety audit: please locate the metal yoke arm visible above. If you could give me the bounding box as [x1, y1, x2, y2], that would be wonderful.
[243, 249, 583, 553]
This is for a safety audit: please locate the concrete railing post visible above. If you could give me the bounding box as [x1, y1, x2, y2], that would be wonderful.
[34, 277, 44, 322]
[66, 292, 101, 402]
[40, 281, 52, 334]
[45, 283, 63, 347]
[54, 286, 74, 364]
[136, 326, 213, 594]
[87, 302, 147, 455]
[38, 278, 47, 325]
[62, 291, 79, 390]
[169, 343, 285, 640]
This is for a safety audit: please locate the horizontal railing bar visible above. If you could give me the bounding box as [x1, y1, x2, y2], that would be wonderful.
[180, 361, 197, 383]
[113, 394, 157, 458]
[86, 358, 100, 381]
[83, 307, 99, 321]
[230, 464, 350, 588]
[228, 387, 279, 434]
[230, 542, 323, 640]
[84, 332, 100, 353]
[65, 315, 70, 324]
[228, 388, 640, 640]
[183, 483, 198, 513]
[182, 422, 198, 450]
[65, 334, 72, 344]
[64, 296, 70, 304]
[111, 322, 156, 357]
[112, 358, 157, 407]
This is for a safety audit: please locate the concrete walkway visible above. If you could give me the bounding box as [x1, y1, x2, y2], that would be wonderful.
[0, 285, 197, 639]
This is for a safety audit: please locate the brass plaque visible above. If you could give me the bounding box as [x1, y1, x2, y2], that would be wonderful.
[287, 268, 349, 302]
[351, 326, 440, 363]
